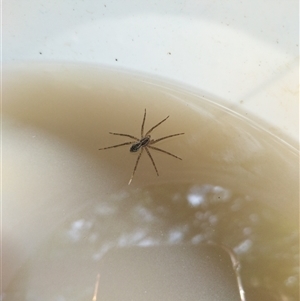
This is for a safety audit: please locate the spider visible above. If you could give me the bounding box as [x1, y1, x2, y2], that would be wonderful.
[99, 109, 184, 185]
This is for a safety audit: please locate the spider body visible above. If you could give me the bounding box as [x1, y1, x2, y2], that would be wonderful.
[99, 109, 184, 184]
[130, 136, 151, 152]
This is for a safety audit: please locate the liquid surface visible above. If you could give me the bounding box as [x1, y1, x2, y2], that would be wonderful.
[3, 63, 299, 300]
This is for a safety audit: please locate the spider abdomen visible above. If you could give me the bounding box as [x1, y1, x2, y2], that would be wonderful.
[130, 136, 151, 152]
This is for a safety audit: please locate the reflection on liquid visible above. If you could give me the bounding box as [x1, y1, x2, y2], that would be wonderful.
[4, 183, 298, 301]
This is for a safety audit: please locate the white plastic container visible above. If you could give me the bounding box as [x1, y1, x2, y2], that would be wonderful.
[3, 1, 299, 300]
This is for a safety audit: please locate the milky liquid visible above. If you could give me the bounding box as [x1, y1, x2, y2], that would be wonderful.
[3, 63, 299, 300]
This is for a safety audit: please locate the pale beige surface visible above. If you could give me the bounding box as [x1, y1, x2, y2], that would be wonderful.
[3, 64, 298, 298]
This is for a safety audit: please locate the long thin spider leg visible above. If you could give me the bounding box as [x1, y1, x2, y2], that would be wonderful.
[141, 109, 147, 138]
[92, 273, 100, 301]
[145, 147, 159, 176]
[145, 115, 169, 136]
[149, 133, 185, 145]
[109, 132, 139, 140]
[99, 141, 134, 150]
[128, 148, 144, 185]
[148, 145, 182, 160]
